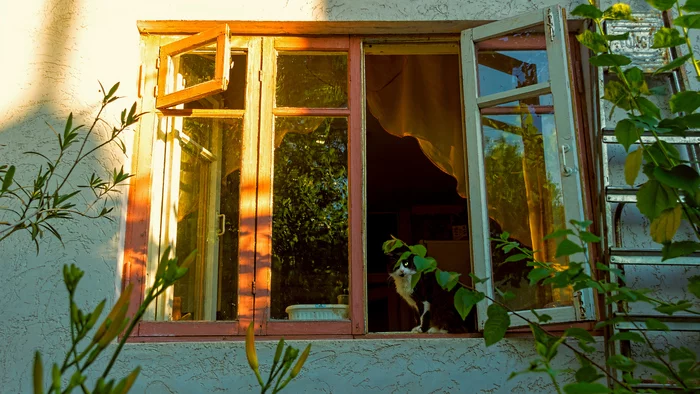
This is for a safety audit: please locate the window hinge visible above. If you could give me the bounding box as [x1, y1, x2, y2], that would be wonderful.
[573, 290, 586, 319]
[258, 70, 263, 82]
[252, 280, 256, 295]
[155, 57, 161, 69]
[153, 85, 158, 98]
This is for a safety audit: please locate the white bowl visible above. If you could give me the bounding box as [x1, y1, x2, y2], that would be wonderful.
[285, 304, 349, 320]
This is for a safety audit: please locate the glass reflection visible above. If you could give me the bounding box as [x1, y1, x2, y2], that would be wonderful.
[481, 105, 570, 311]
[167, 117, 243, 321]
[478, 50, 549, 97]
[271, 117, 349, 320]
[276, 54, 348, 108]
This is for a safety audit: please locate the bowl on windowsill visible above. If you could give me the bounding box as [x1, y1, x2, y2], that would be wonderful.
[285, 304, 349, 320]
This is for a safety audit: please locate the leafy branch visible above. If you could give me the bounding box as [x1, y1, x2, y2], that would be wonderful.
[0, 82, 142, 250]
[33, 247, 194, 394]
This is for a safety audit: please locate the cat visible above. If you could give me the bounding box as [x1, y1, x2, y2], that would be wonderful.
[387, 251, 476, 333]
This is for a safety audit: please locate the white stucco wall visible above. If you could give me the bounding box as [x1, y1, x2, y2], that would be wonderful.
[1, 0, 696, 392]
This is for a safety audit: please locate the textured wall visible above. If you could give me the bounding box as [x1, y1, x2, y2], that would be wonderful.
[102, 338, 604, 393]
[1, 0, 691, 393]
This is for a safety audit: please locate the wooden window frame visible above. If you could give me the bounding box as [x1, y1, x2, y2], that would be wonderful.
[124, 17, 597, 342]
[156, 24, 232, 109]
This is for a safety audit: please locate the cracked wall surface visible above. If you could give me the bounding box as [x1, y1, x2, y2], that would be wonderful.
[0, 0, 695, 393]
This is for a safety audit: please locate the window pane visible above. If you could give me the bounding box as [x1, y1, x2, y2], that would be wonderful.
[477, 49, 549, 96]
[168, 48, 247, 110]
[166, 117, 243, 321]
[275, 54, 348, 108]
[481, 103, 571, 311]
[271, 117, 349, 320]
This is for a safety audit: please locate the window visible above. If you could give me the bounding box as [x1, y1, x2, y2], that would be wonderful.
[124, 5, 595, 339]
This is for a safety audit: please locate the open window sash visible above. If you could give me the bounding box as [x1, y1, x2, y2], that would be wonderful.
[461, 5, 596, 329]
[156, 24, 231, 109]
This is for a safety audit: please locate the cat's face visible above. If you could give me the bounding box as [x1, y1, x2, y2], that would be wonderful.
[387, 253, 417, 279]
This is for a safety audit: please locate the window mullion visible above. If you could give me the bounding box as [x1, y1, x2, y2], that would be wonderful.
[460, 28, 494, 331]
[251, 37, 275, 335]
[237, 37, 263, 334]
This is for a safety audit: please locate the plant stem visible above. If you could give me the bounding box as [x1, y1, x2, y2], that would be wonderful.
[676, 3, 700, 79]
[457, 280, 631, 390]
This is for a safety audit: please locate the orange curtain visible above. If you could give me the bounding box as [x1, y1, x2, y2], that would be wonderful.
[365, 55, 466, 198]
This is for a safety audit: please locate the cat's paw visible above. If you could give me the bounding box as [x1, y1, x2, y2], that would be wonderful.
[427, 327, 448, 334]
[411, 325, 424, 333]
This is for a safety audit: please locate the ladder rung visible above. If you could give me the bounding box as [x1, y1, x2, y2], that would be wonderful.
[631, 383, 684, 391]
[602, 129, 700, 144]
[614, 320, 700, 331]
[605, 186, 638, 203]
[609, 248, 700, 266]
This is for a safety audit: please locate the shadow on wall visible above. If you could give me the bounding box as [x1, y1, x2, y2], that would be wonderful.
[0, 0, 137, 391]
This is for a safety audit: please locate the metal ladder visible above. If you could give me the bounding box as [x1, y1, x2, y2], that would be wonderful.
[599, 29, 700, 390]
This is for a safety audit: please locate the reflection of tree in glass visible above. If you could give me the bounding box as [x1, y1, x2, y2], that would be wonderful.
[483, 106, 566, 310]
[179, 52, 215, 88]
[276, 55, 348, 108]
[271, 118, 349, 319]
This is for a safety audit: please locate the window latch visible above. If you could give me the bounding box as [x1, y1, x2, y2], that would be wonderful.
[561, 144, 574, 176]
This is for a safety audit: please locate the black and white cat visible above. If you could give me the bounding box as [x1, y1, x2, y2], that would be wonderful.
[388, 252, 476, 333]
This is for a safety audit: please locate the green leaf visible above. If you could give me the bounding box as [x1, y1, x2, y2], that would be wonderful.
[435, 269, 461, 291]
[602, 3, 634, 20]
[382, 237, 404, 254]
[683, 0, 700, 12]
[607, 354, 637, 372]
[544, 228, 575, 240]
[483, 303, 510, 346]
[645, 318, 669, 331]
[413, 256, 437, 273]
[504, 253, 529, 263]
[655, 300, 693, 315]
[654, 54, 692, 74]
[609, 331, 645, 343]
[571, 4, 603, 19]
[652, 27, 686, 48]
[410, 271, 422, 289]
[637, 180, 677, 220]
[469, 273, 489, 284]
[528, 268, 552, 285]
[644, 141, 681, 168]
[624, 149, 643, 186]
[670, 90, 700, 113]
[614, 119, 639, 151]
[604, 32, 630, 41]
[689, 275, 700, 299]
[453, 287, 484, 320]
[564, 382, 611, 394]
[645, 0, 678, 11]
[669, 346, 696, 361]
[577, 30, 608, 53]
[649, 204, 682, 243]
[624, 67, 649, 95]
[654, 165, 700, 193]
[674, 14, 700, 29]
[565, 327, 595, 343]
[1, 165, 15, 193]
[575, 365, 604, 383]
[661, 241, 700, 260]
[555, 239, 585, 258]
[531, 309, 553, 323]
[589, 54, 632, 67]
[407, 244, 427, 257]
[635, 97, 661, 120]
[33, 352, 43, 394]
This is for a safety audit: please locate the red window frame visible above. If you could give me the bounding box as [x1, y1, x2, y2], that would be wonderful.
[123, 22, 597, 341]
[122, 34, 364, 340]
